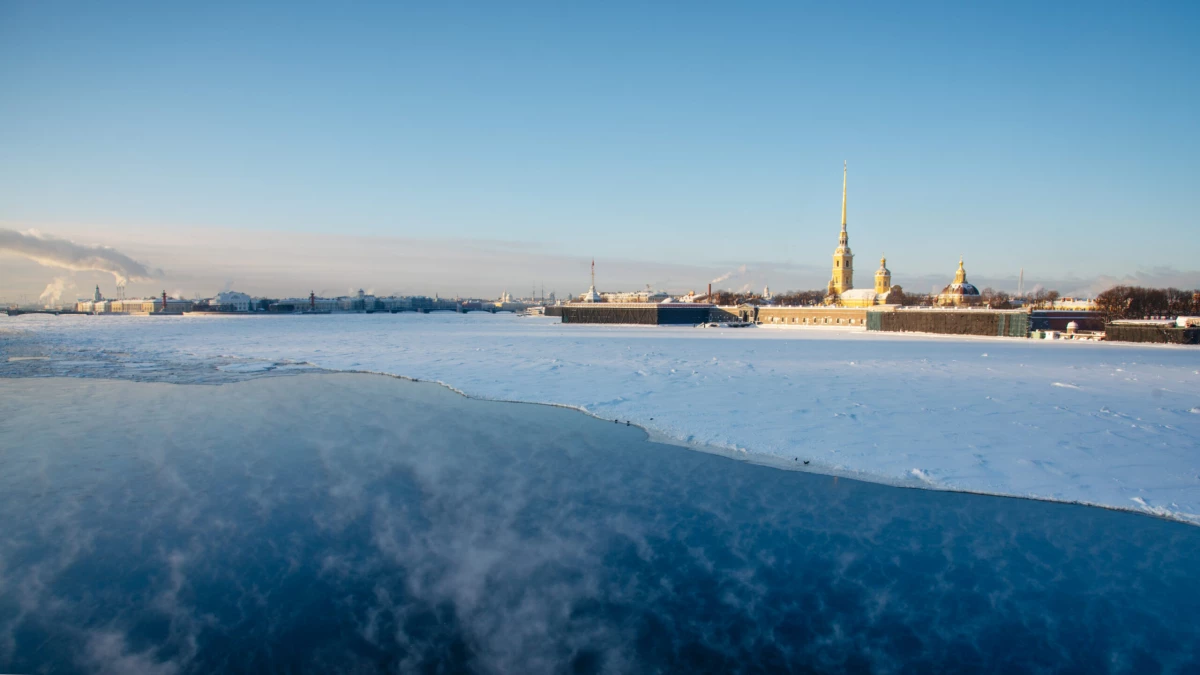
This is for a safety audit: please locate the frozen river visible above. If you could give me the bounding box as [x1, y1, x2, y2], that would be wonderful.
[3, 312, 1199, 524]
[1, 374, 1198, 673]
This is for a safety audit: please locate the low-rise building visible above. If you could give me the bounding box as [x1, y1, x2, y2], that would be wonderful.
[1052, 297, 1098, 310]
[337, 289, 378, 311]
[205, 291, 253, 312]
[270, 296, 339, 312]
[600, 288, 669, 303]
[378, 296, 411, 311]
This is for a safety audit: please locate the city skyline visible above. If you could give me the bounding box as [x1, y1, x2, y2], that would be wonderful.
[2, 2, 1199, 301]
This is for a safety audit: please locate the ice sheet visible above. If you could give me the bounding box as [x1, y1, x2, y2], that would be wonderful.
[3, 313, 1198, 524]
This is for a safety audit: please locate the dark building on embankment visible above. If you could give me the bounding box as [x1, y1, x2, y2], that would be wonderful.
[1105, 321, 1200, 345]
[559, 303, 714, 325]
[1029, 310, 1105, 333]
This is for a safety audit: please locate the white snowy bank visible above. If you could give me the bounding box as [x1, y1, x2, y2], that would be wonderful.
[3, 313, 1199, 524]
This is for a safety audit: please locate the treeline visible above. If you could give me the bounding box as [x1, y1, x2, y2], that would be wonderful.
[764, 290, 827, 306]
[1094, 286, 1200, 320]
[975, 288, 1061, 310]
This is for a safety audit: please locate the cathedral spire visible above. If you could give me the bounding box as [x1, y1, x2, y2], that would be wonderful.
[828, 162, 854, 296]
[840, 160, 847, 230]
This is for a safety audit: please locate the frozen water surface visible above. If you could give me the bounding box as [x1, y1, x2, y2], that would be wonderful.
[3, 313, 1198, 524]
[0, 375, 1197, 673]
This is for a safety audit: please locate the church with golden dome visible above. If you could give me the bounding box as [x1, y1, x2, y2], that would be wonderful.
[825, 163, 901, 308]
[936, 258, 982, 306]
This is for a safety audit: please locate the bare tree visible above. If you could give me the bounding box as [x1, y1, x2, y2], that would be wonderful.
[1094, 285, 1194, 320]
[981, 287, 1013, 309]
[771, 290, 827, 306]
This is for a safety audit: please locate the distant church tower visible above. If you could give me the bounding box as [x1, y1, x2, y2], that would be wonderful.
[874, 255, 891, 294]
[827, 162, 854, 296]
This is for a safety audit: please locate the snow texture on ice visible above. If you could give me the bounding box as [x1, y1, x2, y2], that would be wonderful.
[3, 312, 1199, 524]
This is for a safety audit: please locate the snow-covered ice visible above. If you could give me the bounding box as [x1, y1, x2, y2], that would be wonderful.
[3, 312, 1199, 524]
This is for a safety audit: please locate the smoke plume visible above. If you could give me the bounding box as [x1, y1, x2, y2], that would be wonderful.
[38, 277, 73, 306]
[0, 228, 158, 285]
[710, 265, 748, 285]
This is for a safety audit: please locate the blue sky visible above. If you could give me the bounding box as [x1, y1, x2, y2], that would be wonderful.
[1, 1, 1198, 298]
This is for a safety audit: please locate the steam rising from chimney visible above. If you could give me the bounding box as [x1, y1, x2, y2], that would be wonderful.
[710, 265, 748, 285]
[38, 277, 72, 306]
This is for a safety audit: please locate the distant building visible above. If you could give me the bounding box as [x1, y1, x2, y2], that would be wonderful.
[205, 291, 252, 312]
[378, 296, 411, 311]
[103, 297, 192, 313]
[76, 285, 104, 312]
[937, 258, 982, 306]
[271, 296, 339, 312]
[1052, 297, 1098, 310]
[337, 289, 378, 311]
[601, 287, 668, 303]
[151, 297, 193, 313]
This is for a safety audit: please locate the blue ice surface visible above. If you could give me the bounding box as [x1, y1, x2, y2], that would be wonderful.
[0, 373, 1197, 674]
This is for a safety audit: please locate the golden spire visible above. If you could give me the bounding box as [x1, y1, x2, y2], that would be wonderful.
[840, 160, 847, 230]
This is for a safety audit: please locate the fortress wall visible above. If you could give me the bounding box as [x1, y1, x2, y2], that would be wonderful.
[867, 310, 1029, 337]
[757, 307, 869, 328]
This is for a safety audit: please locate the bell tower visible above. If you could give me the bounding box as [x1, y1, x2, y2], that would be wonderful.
[828, 162, 854, 295]
[875, 255, 891, 294]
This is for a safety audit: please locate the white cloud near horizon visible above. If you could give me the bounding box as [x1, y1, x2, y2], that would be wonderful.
[2, 225, 1198, 303]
